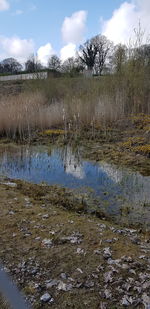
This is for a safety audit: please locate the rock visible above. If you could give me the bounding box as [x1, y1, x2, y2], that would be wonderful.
[104, 238, 118, 243]
[61, 233, 83, 244]
[139, 273, 150, 282]
[94, 249, 101, 255]
[57, 281, 73, 291]
[121, 256, 133, 263]
[46, 279, 59, 288]
[116, 287, 124, 294]
[2, 181, 17, 187]
[49, 231, 55, 235]
[134, 286, 142, 293]
[121, 295, 133, 306]
[42, 214, 49, 219]
[8, 210, 15, 215]
[122, 264, 129, 270]
[96, 265, 104, 272]
[104, 271, 113, 283]
[76, 268, 83, 274]
[99, 302, 107, 309]
[76, 248, 85, 254]
[143, 281, 150, 290]
[107, 258, 121, 267]
[42, 239, 52, 248]
[125, 228, 137, 234]
[104, 289, 112, 299]
[123, 283, 132, 291]
[129, 269, 136, 275]
[40, 293, 52, 303]
[35, 237, 41, 241]
[142, 293, 150, 308]
[139, 255, 146, 259]
[84, 281, 94, 288]
[103, 247, 112, 259]
[60, 273, 68, 280]
[98, 224, 106, 229]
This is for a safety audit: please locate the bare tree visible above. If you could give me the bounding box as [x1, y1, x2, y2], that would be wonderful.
[79, 40, 98, 75]
[93, 35, 112, 75]
[61, 57, 84, 76]
[25, 55, 43, 73]
[48, 55, 61, 72]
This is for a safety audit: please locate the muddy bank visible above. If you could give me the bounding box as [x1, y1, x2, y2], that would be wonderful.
[0, 179, 149, 308]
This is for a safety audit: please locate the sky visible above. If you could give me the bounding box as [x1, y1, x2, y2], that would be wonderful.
[0, 0, 149, 65]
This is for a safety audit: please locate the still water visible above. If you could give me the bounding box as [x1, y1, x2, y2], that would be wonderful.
[0, 145, 150, 228]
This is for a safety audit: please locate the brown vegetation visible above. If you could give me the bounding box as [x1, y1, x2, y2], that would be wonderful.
[0, 67, 149, 141]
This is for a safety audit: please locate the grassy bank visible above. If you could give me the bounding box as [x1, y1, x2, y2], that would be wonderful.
[0, 179, 149, 308]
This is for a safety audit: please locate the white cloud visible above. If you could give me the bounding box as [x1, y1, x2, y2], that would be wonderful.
[0, 36, 34, 63]
[61, 10, 87, 44]
[37, 43, 54, 66]
[0, 0, 9, 11]
[60, 43, 76, 62]
[101, 0, 150, 45]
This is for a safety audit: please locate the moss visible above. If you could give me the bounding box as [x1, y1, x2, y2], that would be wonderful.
[40, 129, 65, 136]
[134, 144, 150, 156]
[130, 113, 150, 130]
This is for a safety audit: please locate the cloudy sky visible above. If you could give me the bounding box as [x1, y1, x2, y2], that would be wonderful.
[0, 0, 149, 65]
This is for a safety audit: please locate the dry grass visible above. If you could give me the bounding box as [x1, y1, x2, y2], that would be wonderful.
[0, 74, 149, 140]
[0, 92, 64, 139]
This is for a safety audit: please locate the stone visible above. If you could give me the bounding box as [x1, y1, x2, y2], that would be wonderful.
[42, 239, 52, 248]
[42, 214, 49, 219]
[121, 295, 133, 306]
[8, 210, 15, 215]
[103, 247, 112, 259]
[76, 268, 83, 274]
[40, 293, 52, 303]
[94, 249, 101, 255]
[104, 289, 112, 299]
[35, 237, 41, 241]
[142, 293, 150, 308]
[61, 232, 82, 244]
[76, 248, 84, 254]
[2, 182, 17, 187]
[60, 273, 68, 280]
[46, 280, 59, 288]
[104, 271, 113, 283]
[121, 256, 133, 263]
[84, 281, 94, 288]
[57, 281, 73, 291]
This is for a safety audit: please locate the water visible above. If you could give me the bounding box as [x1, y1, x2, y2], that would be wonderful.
[0, 144, 150, 228]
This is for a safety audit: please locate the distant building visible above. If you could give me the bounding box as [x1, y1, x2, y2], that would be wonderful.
[0, 71, 48, 82]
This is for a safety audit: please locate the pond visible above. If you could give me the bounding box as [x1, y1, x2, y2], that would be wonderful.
[0, 144, 150, 229]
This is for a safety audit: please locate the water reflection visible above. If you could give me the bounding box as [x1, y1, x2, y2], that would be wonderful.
[0, 145, 149, 228]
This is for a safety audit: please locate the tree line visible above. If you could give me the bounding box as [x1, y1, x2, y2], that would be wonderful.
[0, 33, 149, 77]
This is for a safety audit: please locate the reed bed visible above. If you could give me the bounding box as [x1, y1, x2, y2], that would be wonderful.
[0, 72, 149, 140]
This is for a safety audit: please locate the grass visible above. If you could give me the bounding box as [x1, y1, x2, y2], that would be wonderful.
[0, 179, 149, 308]
[0, 68, 149, 141]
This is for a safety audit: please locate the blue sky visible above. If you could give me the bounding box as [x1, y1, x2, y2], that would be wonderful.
[0, 0, 149, 64]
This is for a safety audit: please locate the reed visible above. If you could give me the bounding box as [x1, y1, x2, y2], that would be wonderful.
[0, 70, 149, 140]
